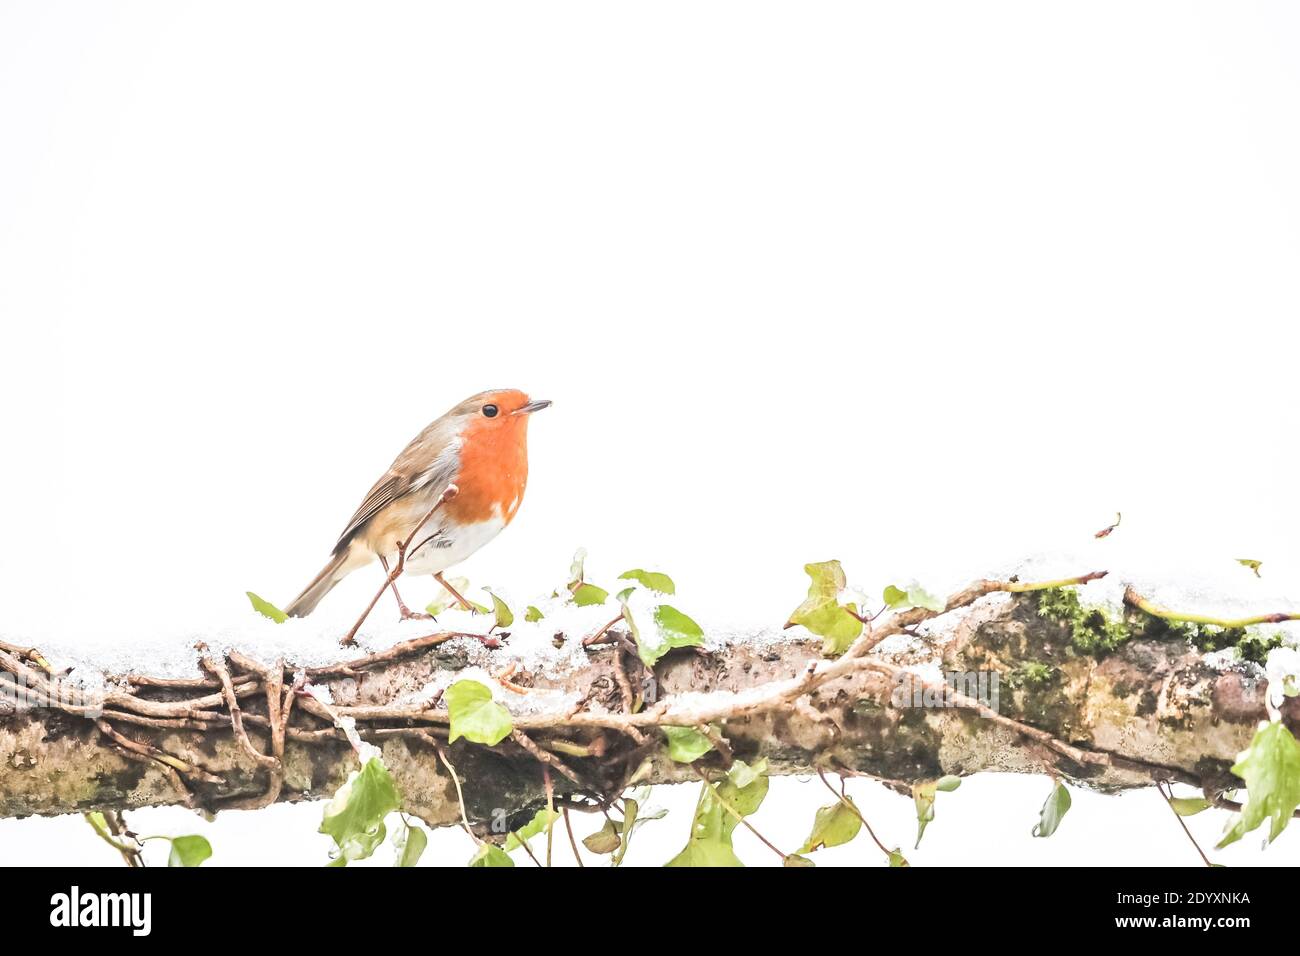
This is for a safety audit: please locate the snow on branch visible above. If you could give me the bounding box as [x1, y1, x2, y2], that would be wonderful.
[2, 566, 1297, 851]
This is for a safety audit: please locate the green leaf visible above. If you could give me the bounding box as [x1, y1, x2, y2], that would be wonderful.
[912, 777, 959, 848]
[883, 585, 909, 608]
[320, 757, 401, 865]
[799, 800, 862, 853]
[483, 588, 514, 629]
[246, 591, 287, 624]
[662, 725, 714, 763]
[613, 797, 658, 866]
[631, 604, 705, 668]
[581, 796, 656, 862]
[883, 582, 945, 613]
[783, 854, 816, 867]
[1216, 721, 1300, 848]
[392, 819, 427, 867]
[568, 548, 588, 591]
[665, 759, 769, 867]
[504, 808, 560, 851]
[1170, 797, 1211, 817]
[165, 835, 212, 867]
[572, 583, 610, 607]
[583, 820, 623, 855]
[468, 843, 515, 867]
[787, 560, 863, 656]
[618, 569, 676, 594]
[888, 849, 910, 867]
[1032, 782, 1072, 837]
[524, 605, 544, 623]
[446, 680, 513, 746]
[1237, 558, 1263, 577]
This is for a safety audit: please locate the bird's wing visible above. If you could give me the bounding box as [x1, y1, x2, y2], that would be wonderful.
[332, 422, 462, 553]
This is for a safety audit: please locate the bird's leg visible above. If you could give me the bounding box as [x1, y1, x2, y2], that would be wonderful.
[434, 572, 478, 613]
[379, 555, 433, 621]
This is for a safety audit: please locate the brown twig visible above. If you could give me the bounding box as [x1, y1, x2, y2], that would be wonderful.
[543, 764, 555, 867]
[95, 719, 222, 785]
[510, 730, 591, 790]
[197, 645, 278, 771]
[1157, 780, 1213, 868]
[86, 811, 145, 867]
[582, 613, 625, 647]
[562, 806, 584, 867]
[816, 767, 892, 859]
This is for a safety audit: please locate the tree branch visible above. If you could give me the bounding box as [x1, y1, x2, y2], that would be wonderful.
[1, 582, 1294, 831]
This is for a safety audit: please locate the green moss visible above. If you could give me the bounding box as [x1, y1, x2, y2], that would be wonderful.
[1031, 587, 1282, 662]
[1216, 632, 1279, 660]
[1033, 587, 1131, 654]
[1004, 661, 1057, 689]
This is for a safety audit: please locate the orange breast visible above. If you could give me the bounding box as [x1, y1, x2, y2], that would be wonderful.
[445, 413, 530, 526]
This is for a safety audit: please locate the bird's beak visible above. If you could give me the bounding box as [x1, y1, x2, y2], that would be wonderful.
[514, 399, 552, 415]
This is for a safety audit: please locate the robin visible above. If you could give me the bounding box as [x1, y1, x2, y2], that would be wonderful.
[284, 388, 551, 618]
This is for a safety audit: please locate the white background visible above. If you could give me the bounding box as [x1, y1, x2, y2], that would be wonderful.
[2, 0, 1299, 866]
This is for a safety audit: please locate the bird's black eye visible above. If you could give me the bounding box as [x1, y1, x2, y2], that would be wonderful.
[482, 404, 499, 418]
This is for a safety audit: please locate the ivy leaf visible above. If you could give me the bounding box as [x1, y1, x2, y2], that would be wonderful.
[164, 835, 212, 867]
[1216, 721, 1300, 848]
[568, 548, 588, 591]
[446, 680, 513, 746]
[613, 797, 661, 866]
[786, 561, 862, 656]
[799, 800, 862, 853]
[883, 582, 945, 613]
[582, 796, 658, 862]
[504, 808, 560, 852]
[468, 843, 515, 867]
[1032, 782, 1072, 837]
[633, 605, 704, 668]
[483, 588, 514, 629]
[320, 757, 401, 865]
[912, 776, 960, 848]
[664, 840, 744, 867]
[888, 849, 910, 867]
[246, 592, 287, 624]
[1170, 797, 1211, 817]
[618, 569, 676, 594]
[584, 819, 623, 855]
[662, 725, 714, 763]
[665, 759, 769, 867]
[572, 583, 610, 607]
[524, 605, 544, 623]
[392, 818, 427, 867]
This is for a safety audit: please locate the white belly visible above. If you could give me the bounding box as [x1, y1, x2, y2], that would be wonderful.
[399, 517, 507, 576]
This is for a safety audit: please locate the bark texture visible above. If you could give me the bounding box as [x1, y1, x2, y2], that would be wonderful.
[0, 593, 1292, 831]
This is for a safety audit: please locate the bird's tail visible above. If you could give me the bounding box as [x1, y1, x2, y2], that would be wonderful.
[285, 548, 363, 618]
